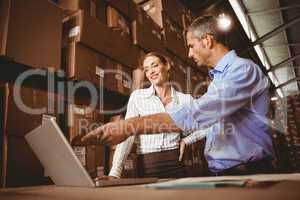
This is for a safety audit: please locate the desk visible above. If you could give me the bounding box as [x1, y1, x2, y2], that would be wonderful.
[0, 181, 300, 200]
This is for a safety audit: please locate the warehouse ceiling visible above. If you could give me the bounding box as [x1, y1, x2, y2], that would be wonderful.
[239, 0, 300, 97]
[181, 0, 300, 98]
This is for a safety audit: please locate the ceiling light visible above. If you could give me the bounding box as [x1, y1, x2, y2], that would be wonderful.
[218, 13, 232, 31]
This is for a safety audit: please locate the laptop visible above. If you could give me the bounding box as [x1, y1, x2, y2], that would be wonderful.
[25, 115, 158, 187]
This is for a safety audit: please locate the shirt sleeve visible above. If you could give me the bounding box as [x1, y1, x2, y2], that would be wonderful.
[168, 62, 269, 133]
[180, 94, 207, 145]
[182, 126, 212, 145]
[109, 92, 139, 178]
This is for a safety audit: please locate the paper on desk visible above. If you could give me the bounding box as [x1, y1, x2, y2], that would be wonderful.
[146, 180, 246, 189]
[146, 173, 300, 189]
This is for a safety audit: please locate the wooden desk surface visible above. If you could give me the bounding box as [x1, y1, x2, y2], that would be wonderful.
[0, 181, 300, 200]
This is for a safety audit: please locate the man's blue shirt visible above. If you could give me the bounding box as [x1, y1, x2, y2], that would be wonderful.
[168, 50, 273, 172]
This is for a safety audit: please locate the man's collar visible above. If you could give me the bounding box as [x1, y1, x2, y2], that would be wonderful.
[209, 50, 237, 79]
[214, 50, 237, 72]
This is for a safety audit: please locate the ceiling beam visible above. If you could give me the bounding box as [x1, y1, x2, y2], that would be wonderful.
[262, 42, 300, 48]
[268, 53, 300, 72]
[247, 5, 300, 16]
[276, 77, 300, 89]
[251, 15, 300, 47]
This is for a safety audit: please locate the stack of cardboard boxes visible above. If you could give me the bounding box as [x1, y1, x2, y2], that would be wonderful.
[282, 94, 300, 171]
[0, 83, 62, 187]
[0, 0, 62, 70]
[0, 0, 65, 187]
[270, 94, 300, 172]
[66, 102, 106, 179]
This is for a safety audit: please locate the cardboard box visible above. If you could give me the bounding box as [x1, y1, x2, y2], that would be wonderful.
[139, 0, 163, 28]
[62, 42, 132, 95]
[0, 84, 61, 187]
[132, 7, 165, 54]
[62, 42, 107, 86]
[0, 0, 62, 70]
[72, 145, 106, 178]
[66, 103, 106, 179]
[58, 0, 93, 15]
[182, 145, 193, 177]
[67, 104, 104, 143]
[140, 0, 185, 28]
[105, 59, 132, 96]
[4, 136, 52, 187]
[163, 13, 187, 62]
[122, 153, 138, 178]
[191, 140, 209, 176]
[3, 84, 59, 137]
[107, 6, 130, 36]
[104, 0, 133, 20]
[95, 0, 107, 24]
[108, 147, 139, 178]
[63, 10, 140, 68]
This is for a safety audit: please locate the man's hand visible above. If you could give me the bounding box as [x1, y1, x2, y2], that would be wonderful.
[179, 140, 186, 161]
[81, 121, 131, 145]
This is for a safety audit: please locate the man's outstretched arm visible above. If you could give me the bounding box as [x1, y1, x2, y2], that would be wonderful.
[81, 113, 181, 145]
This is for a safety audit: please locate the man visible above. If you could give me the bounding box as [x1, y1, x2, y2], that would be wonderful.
[82, 16, 274, 175]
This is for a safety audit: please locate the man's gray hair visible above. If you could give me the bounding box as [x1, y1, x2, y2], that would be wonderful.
[186, 15, 225, 43]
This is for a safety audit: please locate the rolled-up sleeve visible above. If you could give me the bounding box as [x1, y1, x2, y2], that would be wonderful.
[168, 63, 269, 133]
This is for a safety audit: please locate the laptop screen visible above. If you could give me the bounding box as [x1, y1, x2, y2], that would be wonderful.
[25, 116, 95, 187]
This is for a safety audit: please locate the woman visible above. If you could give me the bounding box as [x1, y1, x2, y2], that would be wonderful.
[108, 52, 205, 179]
